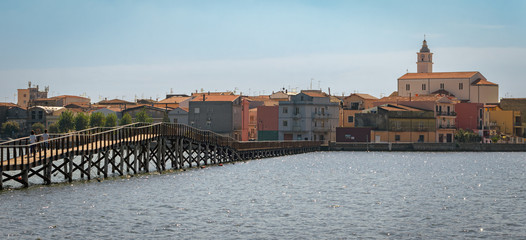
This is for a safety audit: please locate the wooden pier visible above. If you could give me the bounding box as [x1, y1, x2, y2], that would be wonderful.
[0, 123, 320, 189]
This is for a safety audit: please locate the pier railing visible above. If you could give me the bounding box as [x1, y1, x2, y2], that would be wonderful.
[1, 122, 321, 171]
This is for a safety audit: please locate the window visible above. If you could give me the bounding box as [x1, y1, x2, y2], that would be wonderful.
[297, 135, 302, 140]
[38, 111, 43, 119]
[31, 111, 36, 120]
[194, 108, 200, 114]
[422, 84, 426, 90]
[282, 107, 288, 114]
[283, 120, 288, 127]
[347, 116, 354, 123]
[479, 109, 483, 118]
[459, 83, 463, 90]
[321, 108, 325, 115]
[173, 118, 178, 123]
[406, 84, 410, 91]
[295, 107, 300, 115]
[395, 135, 401, 141]
[350, 102, 359, 110]
[418, 135, 425, 142]
[440, 83, 445, 89]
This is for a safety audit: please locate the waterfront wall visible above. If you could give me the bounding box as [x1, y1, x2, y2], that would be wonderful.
[328, 142, 526, 152]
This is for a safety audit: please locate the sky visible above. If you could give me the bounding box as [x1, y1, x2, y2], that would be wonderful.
[1, 0, 525, 102]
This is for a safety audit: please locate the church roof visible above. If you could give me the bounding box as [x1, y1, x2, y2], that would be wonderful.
[471, 78, 498, 86]
[398, 71, 479, 80]
[420, 40, 430, 53]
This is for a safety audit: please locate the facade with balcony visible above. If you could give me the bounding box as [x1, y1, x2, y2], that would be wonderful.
[355, 104, 436, 143]
[278, 90, 339, 143]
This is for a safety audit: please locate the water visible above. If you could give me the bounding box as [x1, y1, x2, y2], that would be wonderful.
[1, 151, 526, 239]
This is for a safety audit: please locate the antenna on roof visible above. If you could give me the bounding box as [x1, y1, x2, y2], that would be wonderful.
[424, 34, 426, 40]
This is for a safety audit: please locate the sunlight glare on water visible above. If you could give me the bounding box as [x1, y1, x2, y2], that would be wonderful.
[1, 151, 526, 239]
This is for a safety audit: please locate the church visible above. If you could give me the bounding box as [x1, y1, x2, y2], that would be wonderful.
[397, 40, 499, 104]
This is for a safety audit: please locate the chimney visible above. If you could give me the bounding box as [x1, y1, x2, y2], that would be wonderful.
[202, 94, 205, 101]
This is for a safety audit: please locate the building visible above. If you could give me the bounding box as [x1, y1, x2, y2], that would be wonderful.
[374, 94, 458, 142]
[32, 95, 90, 107]
[278, 90, 339, 142]
[0, 103, 28, 135]
[355, 104, 436, 143]
[248, 108, 258, 140]
[168, 107, 189, 125]
[121, 105, 169, 123]
[455, 102, 484, 133]
[27, 106, 66, 129]
[257, 105, 279, 141]
[341, 93, 378, 127]
[188, 94, 248, 141]
[485, 105, 524, 141]
[397, 40, 499, 104]
[17, 82, 48, 108]
[499, 98, 526, 136]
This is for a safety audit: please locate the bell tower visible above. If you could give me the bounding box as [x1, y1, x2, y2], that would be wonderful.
[417, 39, 433, 73]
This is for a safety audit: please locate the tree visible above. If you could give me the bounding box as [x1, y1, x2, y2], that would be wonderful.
[2, 121, 20, 137]
[454, 128, 482, 143]
[90, 112, 106, 127]
[32, 122, 45, 134]
[105, 113, 117, 127]
[75, 112, 90, 131]
[135, 108, 153, 123]
[48, 123, 60, 134]
[162, 112, 170, 123]
[119, 113, 132, 126]
[57, 110, 75, 133]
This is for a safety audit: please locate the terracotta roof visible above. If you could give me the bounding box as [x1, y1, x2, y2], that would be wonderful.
[378, 94, 457, 103]
[398, 71, 479, 80]
[53, 95, 90, 100]
[471, 79, 498, 86]
[98, 99, 136, 105]
[346, 93, 378, 100]
[191, 95, 240, 102]
[431, 89, 455, 96]
[191, 91, 234, 96]
[158, 96, 192, 104]
[380, 104, 423, 112]
[0, 102, 18, 107]
[302, 91, 328, 98]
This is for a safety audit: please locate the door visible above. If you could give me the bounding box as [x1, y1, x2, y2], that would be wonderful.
[375, 135, 381, 143]
[284, 134, 293, 141]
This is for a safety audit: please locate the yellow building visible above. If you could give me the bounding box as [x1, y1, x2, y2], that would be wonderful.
[485, 105, 523, 140]
[340, 93, 378, 127]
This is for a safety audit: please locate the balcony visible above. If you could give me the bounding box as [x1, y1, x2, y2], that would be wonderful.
[312, 126, 331, 132]
[436, 111, 457, 116]
[514, 122, 522, 127]
[292, 113, 302, 119]
[312, 113, 331, 119]
[438, 124, 456, 129]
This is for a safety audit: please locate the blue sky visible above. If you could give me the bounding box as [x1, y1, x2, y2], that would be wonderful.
[1, 0, 525, 102]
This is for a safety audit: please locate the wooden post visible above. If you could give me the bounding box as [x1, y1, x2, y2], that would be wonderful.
[21, 168, 29, 188]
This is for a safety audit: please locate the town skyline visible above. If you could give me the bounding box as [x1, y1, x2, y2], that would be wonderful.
[1, 1, 525, 102]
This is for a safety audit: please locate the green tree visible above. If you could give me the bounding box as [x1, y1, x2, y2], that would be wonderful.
[135, 108, 153, 123]
[75, 112, 90, 131]
[119, 113, 133, 126]
[90, 112, 106, 127]
[105, 113, 117, 127]
[454, 128, 482, 143]
[32, 122, 45, 134]
[2, 121, 20, 137]
[57, 110, 75, 133]
[162, 112, 170, 123]
[48, 123, 60, 133]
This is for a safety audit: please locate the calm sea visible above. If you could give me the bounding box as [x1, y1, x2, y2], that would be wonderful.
[1, 151, 525, 239]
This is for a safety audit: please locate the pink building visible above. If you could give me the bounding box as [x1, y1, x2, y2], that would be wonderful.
[455, 102, 483, 132]
[256, 105, 279, 140]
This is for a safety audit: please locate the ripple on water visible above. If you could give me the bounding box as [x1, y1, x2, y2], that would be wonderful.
[1, 152, 526, 239]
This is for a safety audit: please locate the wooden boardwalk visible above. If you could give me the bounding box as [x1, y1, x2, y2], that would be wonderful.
[0, 123, 320, 189]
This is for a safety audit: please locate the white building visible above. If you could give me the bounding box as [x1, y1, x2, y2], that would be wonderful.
[398, 40, 499, 104]
[278, 90, 339, 142]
